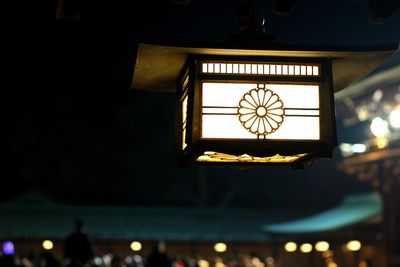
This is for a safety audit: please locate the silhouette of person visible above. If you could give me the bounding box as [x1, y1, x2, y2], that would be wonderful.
[146, 241, 172, 267]
[63, 220, 94, 267]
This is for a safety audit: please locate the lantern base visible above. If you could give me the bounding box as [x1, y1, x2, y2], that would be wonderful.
[196, 151, 309, 164]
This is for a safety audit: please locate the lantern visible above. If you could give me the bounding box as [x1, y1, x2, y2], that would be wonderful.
[132, 39, 396, 167]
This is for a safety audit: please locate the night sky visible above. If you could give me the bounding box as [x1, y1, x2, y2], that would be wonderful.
[5, 1, 400, 210]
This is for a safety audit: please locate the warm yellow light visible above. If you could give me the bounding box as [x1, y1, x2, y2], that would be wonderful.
[251, 257, 263, 266]
[196, 152, 308, 163]
[284, 242, 297, 252]
[130, 241, 142, 251]
[197, 259, 210, 267]
[42, 240, 54, 250]
[327, 262, 338, 267]
[300, 243, 313, 253]
[356, 106, 369, 121]
[214, 242, 227, 253]
[376, 137, 389, 149]
[315, 241, 329, 252]
[370, 117, 389, 138]
[346, 240, 361, 251]
[322, 250, 334, 258]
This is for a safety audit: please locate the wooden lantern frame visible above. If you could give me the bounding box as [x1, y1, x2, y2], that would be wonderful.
[176, 55, 336, 167]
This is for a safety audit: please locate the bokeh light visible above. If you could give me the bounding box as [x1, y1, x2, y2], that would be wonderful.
[389, 109, 400, 128]
[346, 240, 361, 251]
[370, 117, 389, 138]
[284, 242, 297, 252]
[130, 241, 142, 251]
[315, 241, 329, 252]
[2, 241, 15, 255]
[300, 243, 313, 253]
[214, 242, 227, 253]
[42, 240, 54, 250]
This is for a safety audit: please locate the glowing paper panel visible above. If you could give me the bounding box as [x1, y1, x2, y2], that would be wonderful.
[201, 83, 320, 140]
[182, 95, 188, 150]
[202, 63, 320, 76]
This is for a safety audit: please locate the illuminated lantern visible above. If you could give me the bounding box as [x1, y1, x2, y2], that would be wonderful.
[132, 40, 396, 167]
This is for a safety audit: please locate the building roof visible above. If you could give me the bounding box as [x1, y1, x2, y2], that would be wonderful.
[0, 194, 308, 241]
[263, 192, 382, 234]
[0, 192, 381, 241]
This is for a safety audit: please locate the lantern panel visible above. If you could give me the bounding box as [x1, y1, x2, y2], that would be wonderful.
[182, 94, 188, 150]
[201, 82, 320, 140]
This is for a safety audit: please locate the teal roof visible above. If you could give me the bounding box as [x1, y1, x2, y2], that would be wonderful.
[0, 192, 381, 241]
[263, 192, 382, 234]
[0, 195, 309, 241]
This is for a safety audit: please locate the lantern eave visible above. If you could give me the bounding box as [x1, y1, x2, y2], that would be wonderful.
[132, 40, 398, 93]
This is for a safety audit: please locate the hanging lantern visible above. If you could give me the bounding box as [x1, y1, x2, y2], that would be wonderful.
[132, 40, 396, 167]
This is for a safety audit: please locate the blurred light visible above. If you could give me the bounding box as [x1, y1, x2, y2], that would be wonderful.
[130, 241, 142, 251]
[21, 258, 32, 267]
[359, 260, 368, 267]
[370, 117, 389, 138]
[94, 257, 102, 266]
[327, 262, 338, 267]
[389, 109, 400, 128]
[133, 255, 143, 263]
[214, 242, 227, 253]
[42, 240, 53, 250]
[356, 106, 369, 121]
[383, 103, 392, 113]
[346, 240, 361, 251]
[125, 256, 133, 265]
[300, 243, 313, 253]
[315, 241, 329, 252]
[103, 254, 112, 265]
[376, 137, 389, 149]
[339, 143, 368, 156]
[352, 144, 367, 153]
[395, 93, 400, 103]
[251, 257, 265, 267]
[372, 89, 383, 102]
[3, 241, 15, 255]
[198, 259, 209, 267]
[322, 250, 334, 258]
[214, 257, 226, 267]
[265, 256, 274, 266]
[284, 242, 297, 252]
[339, 143, 353, 157]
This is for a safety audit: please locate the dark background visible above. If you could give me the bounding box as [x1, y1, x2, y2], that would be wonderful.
[5, 0, 400, 210]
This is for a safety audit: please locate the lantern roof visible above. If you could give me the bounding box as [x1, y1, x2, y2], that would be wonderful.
[132, 38, 398, 93]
